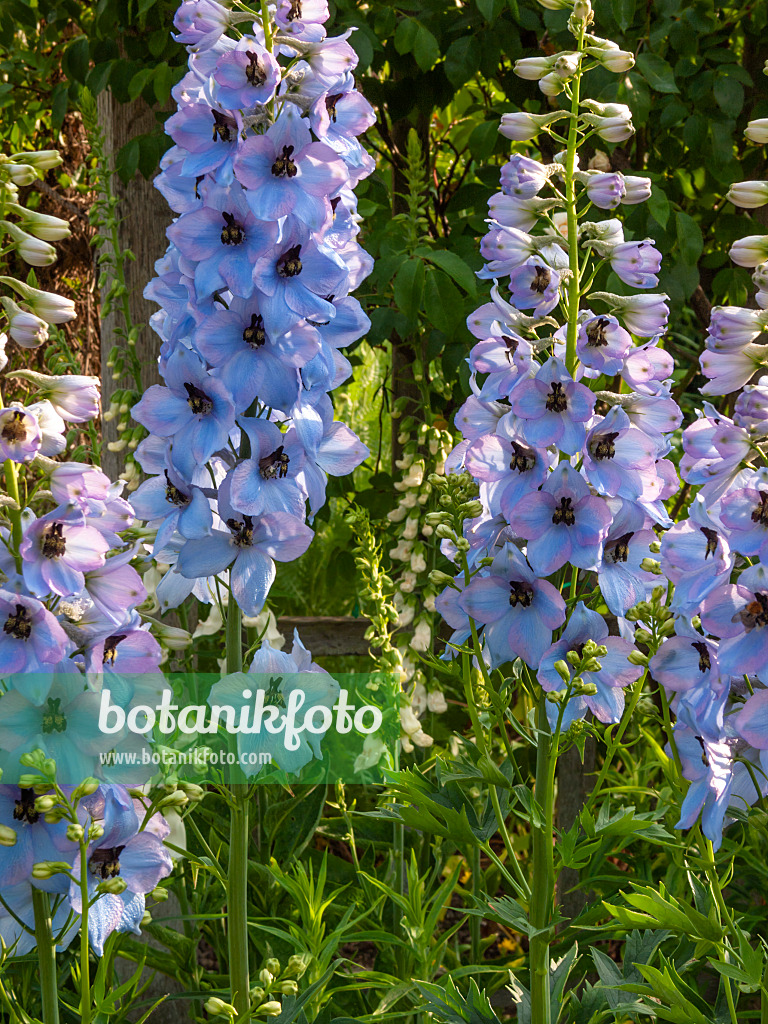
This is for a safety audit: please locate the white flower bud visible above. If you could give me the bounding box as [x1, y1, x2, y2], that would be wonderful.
[726, 181, 768, 210]
[745, 119, 768, 144]
[513, 55, 557, 80]
[427, 689, 447, 713]
[730, 235, 768, 268]
[9, 150, 62, 170]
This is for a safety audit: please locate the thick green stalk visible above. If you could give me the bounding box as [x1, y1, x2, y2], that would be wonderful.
[564, 27, 586, 376]
[3, 458, 23, 570]
[226, 600, 251, 1018]
[79, 839, 92, 1024]
[31, 888, 60, 1024]
[529, 699, 556, 1024]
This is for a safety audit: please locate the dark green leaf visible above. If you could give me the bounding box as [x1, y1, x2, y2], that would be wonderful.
[63, 35, 90, 83]
[713, 74, 744, 116]
[445, 36, 482, 88]
[612, 0, 636, 31]
[646, 184, 670, 228]
[393, 258, 425, 325]
[675, 210, 703, 265]
[412, 24, 440, 72]
[635, 52, 679, 93]
[393, 17, 418, 56]
[425, 250, 477, 296]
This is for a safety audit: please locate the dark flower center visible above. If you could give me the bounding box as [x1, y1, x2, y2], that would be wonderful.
[164, 470, 189, 507]
[751, 490, 768, 526]
[509, 441, 536, 473]
[272, 144, 298, 178]
[221, 211, 244, 245]
[325, 93, 343, 122]
[735, 592, 768, 630]
[1, 411, 27, 443]
[211, 110, 237, 143]
[184, 382, 214, 415]
[545, 381, 568, 413]
[692, 641, 711, 673]
[41, 523, 66, 559]
[90, 845, 125, 879]
[552, 496, 576, 526]
[586, 318, 609, 347]
[502, 335, 518, 363]
[695, 734, 709, 767]
[243, 313, 267, 348]
[13, 788, 39, 825]
[103, 634, 127, 666]
[591, 431, 618, 461]
[3, 603, 32, 640]
[531, 265, 551, 293]
[227, 515, 254, 547]
[41, 697, 67, 735]
[245, 50, 267, 85]
[259, 446, 290, 480]
[276, 244, 302, 278]
[700, 526, 719, 559]
[287, 0, 303, 20]
[509, 581, 534, 607]
[607, 532, 632, 563]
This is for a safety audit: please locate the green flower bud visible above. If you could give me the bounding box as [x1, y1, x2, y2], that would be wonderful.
[264, 958, 281, 976]
[275, 980, 298, 995]
[258, 1002, 282, 1016]
[150, 886, 170, 901]
[428, 570, 457, 588]
[640, 557, 662, 575]
[72, 779, 100, 801]
[554, 660, 571, 682]
[0, 825, 17, 847]
[97, 876, 128, 896]
[66, 823, 84, 843]
[627, 650, 648, 666]
[204, 997, 237, 1018]
[34, 796, 57, 813]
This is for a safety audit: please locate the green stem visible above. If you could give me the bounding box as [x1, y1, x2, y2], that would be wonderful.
[261, 0, 273, 51]
[31, 889, 60, 1024]
[564, 26, 586, 376]
[4, 458, 23, 570]
[530, 699, 556, 1024]
[79, 839, 92, 1024]
[226, 599, 250, 1018]
[585, 669, 647, 814]
[229, 787, 251, 1018]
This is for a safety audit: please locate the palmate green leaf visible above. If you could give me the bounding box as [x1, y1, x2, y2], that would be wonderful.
[414, 977, 502, 1024]
[376, 766, 484, 844]
[604, 882, 723, 945]
[635, 52, 679, 93]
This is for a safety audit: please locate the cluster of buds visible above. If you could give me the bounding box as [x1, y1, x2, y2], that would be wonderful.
[204, 953, 308, 1019]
